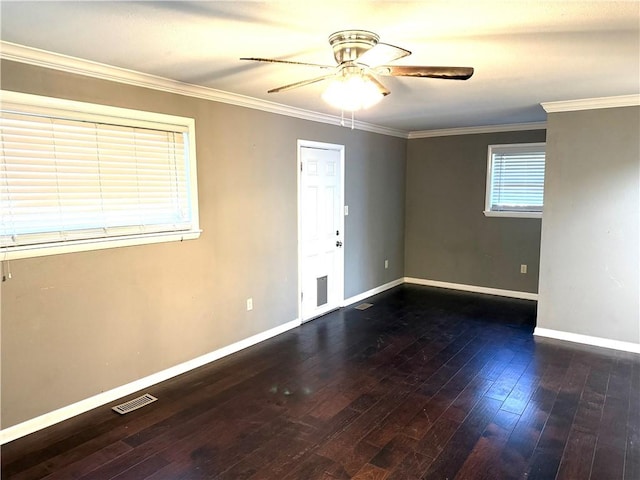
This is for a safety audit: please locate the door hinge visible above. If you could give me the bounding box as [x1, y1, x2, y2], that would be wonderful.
[301, 291, 304, 301]
[300, 161, 303, 172]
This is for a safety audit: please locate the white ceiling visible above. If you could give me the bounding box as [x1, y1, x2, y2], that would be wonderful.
[1, 1, 639, 133]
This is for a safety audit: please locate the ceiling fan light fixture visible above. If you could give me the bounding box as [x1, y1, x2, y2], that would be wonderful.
[242, 29, 474, 112]
[321, 70, 384, 111]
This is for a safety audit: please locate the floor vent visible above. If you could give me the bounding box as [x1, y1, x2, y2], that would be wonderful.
[112, 394, 157, 415]
[354, 303, 373, 310]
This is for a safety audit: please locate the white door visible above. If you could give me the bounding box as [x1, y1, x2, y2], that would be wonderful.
[298, 141, 344, 322]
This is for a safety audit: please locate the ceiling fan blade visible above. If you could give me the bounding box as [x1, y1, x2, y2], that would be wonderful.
[356, 43, 411, 67]
[365, 73, 391, 97]
[377, 65, 474, 80]
[240, 57, 333, 69]
[268, 74, 335, 93]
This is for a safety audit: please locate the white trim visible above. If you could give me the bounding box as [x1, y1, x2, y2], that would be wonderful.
[0, 41, 407, 139]
[534, 327, 640, 354]
[541, 94, 640, 113]
[342, 278, 404, 307]
[408, 121, 547, 139]
[483, 211, 542, 219]
[0, 318, 301, 445]
[0, 230, 202, 261]
[404, 277, 538, 301]
[0, 89, 193, 129]
[2, 42, 570, 140]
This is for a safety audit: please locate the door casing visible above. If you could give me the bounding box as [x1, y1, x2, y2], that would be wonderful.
[297, 139, 345, 322]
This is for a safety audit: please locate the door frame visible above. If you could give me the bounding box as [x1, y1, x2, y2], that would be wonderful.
[297, 139, 345, 323]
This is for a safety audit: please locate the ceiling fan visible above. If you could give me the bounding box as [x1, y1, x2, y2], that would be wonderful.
[240, 30, 474, 111]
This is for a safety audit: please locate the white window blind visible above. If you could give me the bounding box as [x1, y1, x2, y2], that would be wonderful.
[485, 143, 546, 218]
[0, 91, 200, 259]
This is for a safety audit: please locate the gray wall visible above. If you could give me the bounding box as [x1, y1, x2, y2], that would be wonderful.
[538, 106, 640, 344]
[405, 130, 546, 293]
[0, 60, 406, 428]
[344, 134, 406, 297]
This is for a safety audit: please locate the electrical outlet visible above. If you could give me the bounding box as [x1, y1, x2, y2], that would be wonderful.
[520, 264, 527, 274]
[246, 298, 253, 311]
[344, 205, 349, 216]
[384, 259, 389, 269]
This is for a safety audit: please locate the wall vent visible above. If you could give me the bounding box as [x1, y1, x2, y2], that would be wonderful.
[112, 393, 157, 415]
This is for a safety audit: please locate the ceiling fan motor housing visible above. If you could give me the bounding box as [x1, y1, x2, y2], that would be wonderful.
[329, 30, 379, 64]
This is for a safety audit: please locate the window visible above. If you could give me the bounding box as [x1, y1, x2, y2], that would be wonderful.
[0, 91, 200, 260]
[484, 142, 546, 218]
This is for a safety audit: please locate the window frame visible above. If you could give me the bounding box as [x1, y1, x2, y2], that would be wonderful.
[0, 90, 201, 260]
[484, 142, 546, 219]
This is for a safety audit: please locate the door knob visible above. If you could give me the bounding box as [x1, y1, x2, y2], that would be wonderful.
[336, 241, 343, 247]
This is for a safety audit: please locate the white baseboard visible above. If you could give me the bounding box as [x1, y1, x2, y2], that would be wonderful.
[7, 276, 635, 444]
[0, 318, 301, 445]
[534, 327, 640, 354]
[404, 277, 538, 301]
[342, 278, 404, 307]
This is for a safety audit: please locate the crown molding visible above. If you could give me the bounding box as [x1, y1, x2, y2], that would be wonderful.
[0, 41, 408, 139]
[541, 94, 640, 113]
[408, 121, 547, 139]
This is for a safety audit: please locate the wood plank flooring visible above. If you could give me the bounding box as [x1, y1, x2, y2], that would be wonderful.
[2, 285, 639, 479]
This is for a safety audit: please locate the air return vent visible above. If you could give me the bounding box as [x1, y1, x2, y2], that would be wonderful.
[112, 393, 157, 415]
[354, 303, 373, 310]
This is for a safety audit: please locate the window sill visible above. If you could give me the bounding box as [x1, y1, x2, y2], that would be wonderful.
[483, 210, 542, 219]
[1, 230, 202, 261]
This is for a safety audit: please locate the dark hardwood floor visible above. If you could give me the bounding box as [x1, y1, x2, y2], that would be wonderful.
[3, 285, 639, 479]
